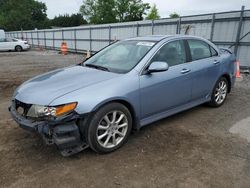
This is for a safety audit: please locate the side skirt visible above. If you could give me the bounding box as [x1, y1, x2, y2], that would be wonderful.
[139, 97, 210, 127]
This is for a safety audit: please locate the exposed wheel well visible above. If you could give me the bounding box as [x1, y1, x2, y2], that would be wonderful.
[221, 74, 231, 93]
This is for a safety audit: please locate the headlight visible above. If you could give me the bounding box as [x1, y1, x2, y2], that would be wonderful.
[27, 102, 77, 118]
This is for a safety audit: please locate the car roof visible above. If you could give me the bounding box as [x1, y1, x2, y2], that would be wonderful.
[126, 35, 173, 42]
[125, 35, 206, 42]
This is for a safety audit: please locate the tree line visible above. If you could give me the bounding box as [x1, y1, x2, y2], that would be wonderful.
[0, 0, 179, 31]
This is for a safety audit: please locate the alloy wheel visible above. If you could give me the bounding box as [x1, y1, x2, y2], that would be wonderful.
[96, 111, 128, 149]
[214, 80, 227, 105]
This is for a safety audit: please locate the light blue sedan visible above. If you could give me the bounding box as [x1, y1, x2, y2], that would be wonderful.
[9, 35, 237, 156]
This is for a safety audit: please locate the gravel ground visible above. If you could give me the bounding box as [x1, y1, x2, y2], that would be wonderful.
[0, 50, 250, 188]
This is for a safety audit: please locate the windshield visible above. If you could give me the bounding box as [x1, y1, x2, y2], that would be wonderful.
[84, 40, 155, 73]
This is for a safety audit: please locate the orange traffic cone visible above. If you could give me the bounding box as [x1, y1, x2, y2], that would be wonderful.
[236, 61, 242, 78]
[61, 42, 68, 55]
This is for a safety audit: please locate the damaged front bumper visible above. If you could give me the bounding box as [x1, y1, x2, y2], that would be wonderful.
[9, 104, 88, 156]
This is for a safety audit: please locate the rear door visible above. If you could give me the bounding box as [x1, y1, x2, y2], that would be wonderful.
[186, 39, 221, 101]
[140, 39, 192, 119]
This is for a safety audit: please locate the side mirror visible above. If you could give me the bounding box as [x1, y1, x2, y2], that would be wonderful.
[147, 61, 169, 73]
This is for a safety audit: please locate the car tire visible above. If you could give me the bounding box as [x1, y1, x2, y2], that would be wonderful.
[15, 45, 22, 52]
[86, 103, 132, 154]
[208, 77, 229, 107]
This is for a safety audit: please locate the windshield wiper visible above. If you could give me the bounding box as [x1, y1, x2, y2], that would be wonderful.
[84, 64, 110, 72]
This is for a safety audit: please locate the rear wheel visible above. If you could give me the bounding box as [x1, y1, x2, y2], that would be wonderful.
[208, 77, 228, 107]
[15, 45, 22, 52]
[87, 103, 132, 153]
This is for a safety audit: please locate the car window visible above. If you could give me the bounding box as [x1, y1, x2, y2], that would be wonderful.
[188, 39, 212, 61]
[210, 46, 218, 56]
[84, 40, 155, 73]
[0, 38, 6, 42]
[151, 40, 186, 67]
[6, 38, 13, 42]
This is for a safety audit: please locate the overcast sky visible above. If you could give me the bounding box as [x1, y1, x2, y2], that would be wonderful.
[40, 0, 250, 19]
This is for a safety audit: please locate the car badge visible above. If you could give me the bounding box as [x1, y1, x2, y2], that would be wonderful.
[17, 107, 24, 116]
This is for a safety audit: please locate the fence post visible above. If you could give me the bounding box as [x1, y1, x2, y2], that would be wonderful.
[151, 20, 154, 35]
[62, 29, 64, 42]
[136, 23, 139, 36]
[234, 6, 245, 56]
[37, 31, 39, 48]
[176, 17, 181, 34]
[109, 25, 111, 44]
[179, 17, 182, 34]
[44, 31, 46, 49]
[74, 29, 77, 53]
[31, 31, 34, 47]
[52, 30, 55, 50]
[210, 13, 216, 41]
[89, 27, 92, 53]
[21, 28, 23, 40]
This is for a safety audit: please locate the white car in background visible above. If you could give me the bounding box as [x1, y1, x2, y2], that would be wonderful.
[0, 38, 30, 52]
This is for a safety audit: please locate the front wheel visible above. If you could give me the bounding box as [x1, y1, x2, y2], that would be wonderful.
[86, 103, 132, 153]
[208, 77, 228, 107]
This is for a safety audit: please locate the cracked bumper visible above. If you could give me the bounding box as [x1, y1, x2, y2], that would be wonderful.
[9, 105, 88, 156]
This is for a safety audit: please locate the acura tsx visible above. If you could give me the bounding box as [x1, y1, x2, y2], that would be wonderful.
[9, 35, 236, 156]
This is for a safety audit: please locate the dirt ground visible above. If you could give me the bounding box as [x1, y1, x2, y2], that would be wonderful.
[0, 50, 250, 188]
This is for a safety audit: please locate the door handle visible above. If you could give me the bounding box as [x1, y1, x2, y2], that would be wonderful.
[213, 60, 220, 65]
[181, 68, 191, 74]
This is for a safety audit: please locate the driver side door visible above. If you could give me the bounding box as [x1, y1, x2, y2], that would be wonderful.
[139, 39, 192, 123]
[0, 38, 7, 50]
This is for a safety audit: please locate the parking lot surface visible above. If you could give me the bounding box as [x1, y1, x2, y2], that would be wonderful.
[0, 50, 250, 188]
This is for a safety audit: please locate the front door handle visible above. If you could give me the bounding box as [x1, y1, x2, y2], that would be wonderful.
[181, 68, 191, 74]
[213, 60, 220, 65]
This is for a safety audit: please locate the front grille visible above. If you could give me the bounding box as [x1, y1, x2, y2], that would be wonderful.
[14, 99, 32, 117]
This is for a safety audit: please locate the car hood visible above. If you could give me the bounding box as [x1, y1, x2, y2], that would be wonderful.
[14, 66, 120, 105]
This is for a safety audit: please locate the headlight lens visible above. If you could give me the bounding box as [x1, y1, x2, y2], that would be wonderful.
[27, 102, 77, 118]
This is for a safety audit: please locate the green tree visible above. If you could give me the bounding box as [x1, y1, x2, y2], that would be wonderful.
[146, 4, 160, 20]
[80, 0, 117, 24]
[115, 0, 129, 22]
[0, 0, 49, 31]
[169, 12, 180, 18]
[118, 0, 150, 22]
[50, 14, 87, 27]
[80, 0, 150, 24]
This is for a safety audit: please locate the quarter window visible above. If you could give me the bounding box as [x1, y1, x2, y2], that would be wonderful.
[188, 40, 212, 61]
[151, 40, 186, 67]
[210, 46, 218, 57]
[6, 38, 13, 42]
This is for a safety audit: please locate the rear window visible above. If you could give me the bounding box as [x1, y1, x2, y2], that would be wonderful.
[188, 39, 218, 61]
[188, 40, 211, 61]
